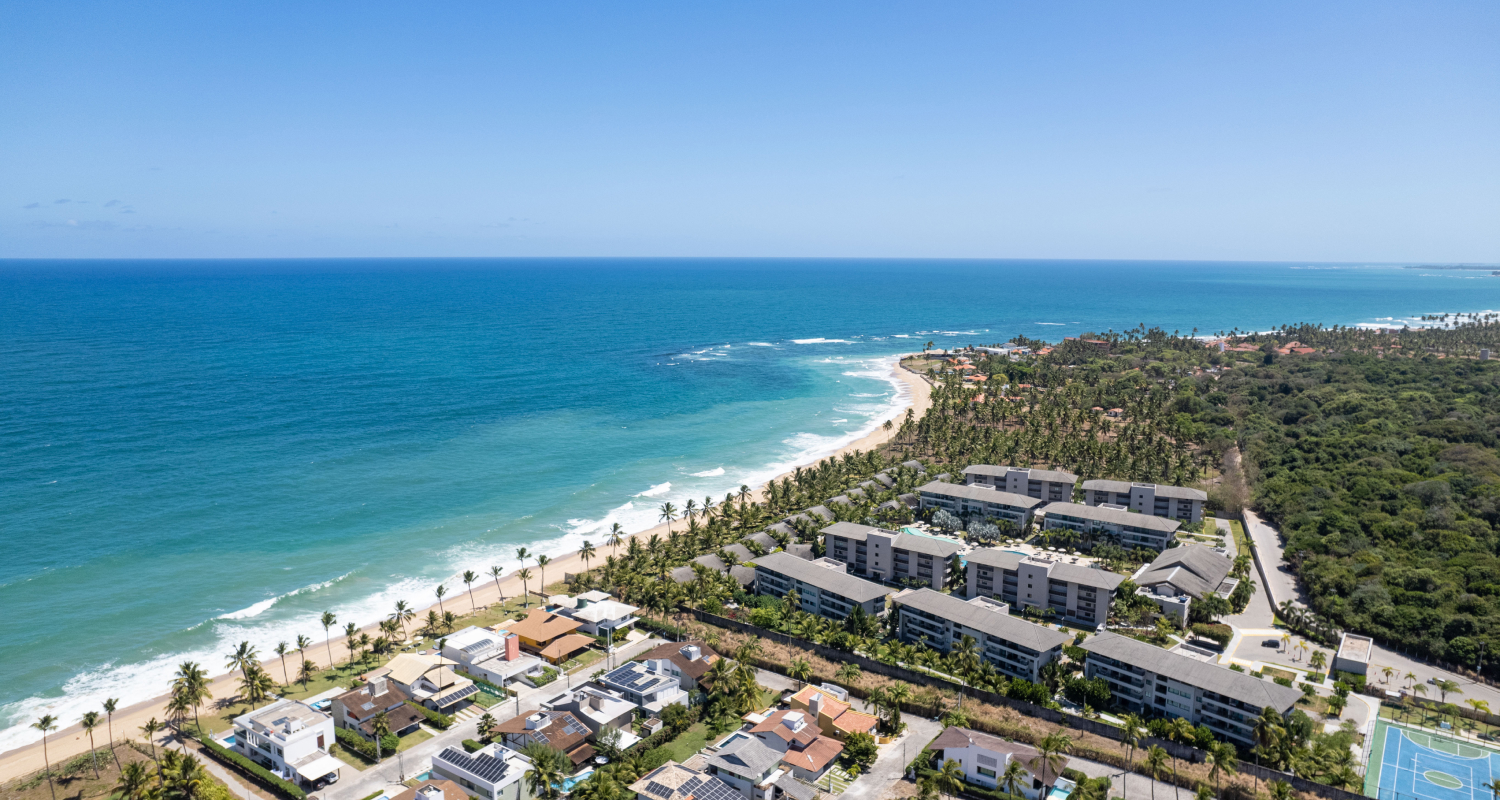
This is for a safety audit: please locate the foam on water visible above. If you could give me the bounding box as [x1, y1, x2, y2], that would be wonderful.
[635, 482, 672, 497]
[691, 467, 725, 477]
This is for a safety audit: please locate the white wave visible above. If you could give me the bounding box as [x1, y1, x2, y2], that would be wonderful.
[217, 596, 279, 620]
[791, 338, 851, 344]
[1036, 322, 1065, 326]
[636, 482, 671, 497]
[746, 342, 774, 347]
[691, 467, 725, 477]
[830, 419, 848, 424]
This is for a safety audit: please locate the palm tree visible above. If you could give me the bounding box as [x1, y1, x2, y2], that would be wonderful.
[580, 540, 597, 573]
[140, 717, 162, 762]
[1382, 666, 1395, 685]
[788, 657, 812, 687]
[1436, 678, 1462, 703]
[518, 568, 533, 606]
[32, 714, 58, 800]
[1143, 745, 1169, 800]
[116, 761, 153, 800]
[1269, 779, 1293, 800]
[435, 583, 448, 615]
[344, 622, 361, 666]
[999, 760, 1027, 797]
[1406, 671, 1418, 690]
[298, 658, 318, 688]
[835, 662, 862, 688]
[1486, 778, 1500, 800]
[608, 524, 624, 554]
[372, 711, 392, 761]
[1207, 740, 1238, 795]
[80, 711, 102, 778]
[1281, 632, 1291, 652]
[516, 546, 531, 570]
[537, 555, 552, 594]
[659, 502, 678, 535]
[463, 570, 479, 611]
[391, 600, 415, 640]
[226, 640, 258, 678]
[1308, 649, 1327, 673]
[172, 661, 212, 730]
[321, 611, 338, 668]
[241, 665, 275, 708]
[1469, 698, 1492, 716]
[1120, 712, 1144, 799]
[1035, 733, 1071, 788]
[935, 758, 965, 800]
[487, 566, 507, 608]
[523, 742, 568, 800]
[103, 697, 121, 771]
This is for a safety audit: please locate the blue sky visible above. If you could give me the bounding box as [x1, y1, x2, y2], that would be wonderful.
[2, 2, 1496, 261]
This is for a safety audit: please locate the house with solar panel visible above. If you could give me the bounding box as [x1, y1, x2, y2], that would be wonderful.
[597, 660, 689, 713]
[752, 551, 893, 621]
[430, 742, 532, 800]
[384, 653, 479, 715]
[541, 685, 639, 745]
[491, 711, 596, 770]
[629, 762, 739, 800]
[702, 736, 784, 800]
[331, 675, 424, 742]
[748, 709, 845, 783]
[440, 626, 545, 689]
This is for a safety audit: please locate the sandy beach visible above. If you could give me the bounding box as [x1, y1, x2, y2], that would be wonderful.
[0, 356, 932, 781]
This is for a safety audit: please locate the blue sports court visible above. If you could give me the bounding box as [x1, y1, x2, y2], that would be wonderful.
[1368, 721, 1500, 800]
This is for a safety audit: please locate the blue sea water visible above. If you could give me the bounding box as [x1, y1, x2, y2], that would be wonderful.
[2, 257, 1498, 751]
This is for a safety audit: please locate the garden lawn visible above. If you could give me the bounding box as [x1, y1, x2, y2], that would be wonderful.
[654, 723, 711, 763]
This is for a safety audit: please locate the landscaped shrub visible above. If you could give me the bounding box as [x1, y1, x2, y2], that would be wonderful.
[461, 739, 484, 753]
[1190, 623, 1233, 648]
[195, 733, 307, 800]
[335, 726, 398, 762]
[405, 701, 455, 730]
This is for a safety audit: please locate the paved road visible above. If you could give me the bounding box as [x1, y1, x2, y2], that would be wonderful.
[1241, 510, 1305, 614]
[318, 636, 667, 800]
[1219, 518, 1276, 630]
[843, 702, 942, 800]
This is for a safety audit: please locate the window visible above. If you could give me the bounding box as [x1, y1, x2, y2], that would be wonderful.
[978, 767, 997, 778]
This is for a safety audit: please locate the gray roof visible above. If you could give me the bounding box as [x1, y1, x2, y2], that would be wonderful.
[917, 481, 1043, 508]
[774, 774, 821, 800]
[873, 473, 896, 488]
[965, 549, 1023, 571]
[1082, 633, 1303, 711]
[897, 493, 919, 506]
[785, 544, 816, 561]
[858, 480, 879, 491]
[806, 506, 835, 521]
[693, 553, 728, 572]
[754, 551, 893, 604]
[878, 500, 904, 512]
[963, 465, 1079, 484]
[893, 589, 1070, 653]
[964, 550, 1124, 590]
[766, 522, 798, 538]
[722, 544, 755, 562]
[1081, 480, 1208, 501]
[901, 460, 925, 471]
[891, 532, 964, 558]
[1042, 502, 1181, 533]
[670, 565, 697, 584]
[742, 532, 778, 551]
[729, 565, 757, 587]
[706, 736, 784, 778]
[828, 495, 853, 506]
[821, 522, 889, 543]
[1136, 544, 1233, 599]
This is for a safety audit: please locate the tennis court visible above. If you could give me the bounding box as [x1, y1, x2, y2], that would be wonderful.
[1366, 720, 1500, 800]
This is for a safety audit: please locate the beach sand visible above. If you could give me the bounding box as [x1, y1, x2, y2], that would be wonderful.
[0, 356, 932, 780]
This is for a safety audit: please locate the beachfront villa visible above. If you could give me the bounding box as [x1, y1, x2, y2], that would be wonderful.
[541, 684, 638, 741]
[890, 588, 1069, 682]
[638, 641, 721, 690]
[629, 762, 740, 800]
[331, 675, 424, 740]
[1036, 502, 1179, 551]
[1080, 480, 1206, 523]
[440, 626, 544, 688]
[962, 465, 1078, 503]
[430, 742, 532, 800]
[751, 551, 893, 621]
[916, 481, 1042, 528]
[596, 660, 689, 713]
[965, 550, 1123, 629]
[230, 698, 342, 788]
[928, 726, 1074, 799]
[820, 522, 963, 590]
[384, 653, 479, 714]
[550, 590, 640, 639]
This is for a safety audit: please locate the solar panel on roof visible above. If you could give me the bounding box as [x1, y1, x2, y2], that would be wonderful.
[438, 747, 511, 783]
[645, 781, 673, 798]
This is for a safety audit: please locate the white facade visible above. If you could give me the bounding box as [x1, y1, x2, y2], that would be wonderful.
[962, 466, 1078, 503]
[231, 699, 341, 787]
[930, 727, 1073, 799]
[1081, 481, 1206, 523]
[430, 743, 531, 800]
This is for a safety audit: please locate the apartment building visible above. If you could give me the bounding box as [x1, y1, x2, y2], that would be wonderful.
[916, 482, 1043, 527]
[962, 466, 1078, 503]
[890, 588, 1069, 682]
[964, 550, 1124, 629]
[1081, 633, 1302, 746]
[752, 551, 892, 620]
[1037, 503, 1179, 551]
[1081, 480, 1207, 523]
[820, 522, 963, 590]
[231, 699, 341, 788]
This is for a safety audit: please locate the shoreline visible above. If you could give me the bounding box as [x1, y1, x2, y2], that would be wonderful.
[0, 354, 931, 781]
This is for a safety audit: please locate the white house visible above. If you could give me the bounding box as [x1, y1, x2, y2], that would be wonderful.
[430, 743, 532, 800]
[552, 591, 640, 639]
[596, 661, 689, 713]
[541, 685, 638, 741]
[703, 736, 785, 800]
[928, 727, 1074, 800]
[231, 698, 342, 789]
[441, 626, 544, 688]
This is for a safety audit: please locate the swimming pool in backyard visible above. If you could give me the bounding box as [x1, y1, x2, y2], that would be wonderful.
[556, 769, 594, 793]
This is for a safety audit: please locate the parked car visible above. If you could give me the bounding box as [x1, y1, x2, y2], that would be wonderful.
[1262, 639, 1280, 648]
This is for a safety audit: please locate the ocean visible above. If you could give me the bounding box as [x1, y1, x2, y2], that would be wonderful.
[1, 257, 1496, 752]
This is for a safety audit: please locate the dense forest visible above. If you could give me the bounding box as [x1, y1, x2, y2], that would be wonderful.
[900, 317, 1500, 672]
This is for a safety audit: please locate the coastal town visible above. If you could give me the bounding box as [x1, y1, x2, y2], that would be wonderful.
[9, 322, 1500, 800]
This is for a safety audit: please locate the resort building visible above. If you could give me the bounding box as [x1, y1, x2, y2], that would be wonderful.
[916, 482, 1043, 528]
[638, 641, 721, 690]
[748, 710, 844, 783]
[551, 591, 639, 638]
[703, 737, 785, 800]
[752, 551, 893, 621]
[629, 762, 740, 800]
[965, 550, 1124, 630]
[440, 626, 543, 688]
[1132, 545, 1238, 624]
[1334, 633, 1374, 677]
[541, 685, 637, 740]
[787, 685, 878, 740]
[820, 522, 964, 590]
[1036, 503, 1179, 551]
[962, 466, 1078, 503]
[491, 711, 596, 768]
[890, 588, 1069, 682]
[331, 675, 423, 740]
[597, 660, 689, 713]
[385, 654, 479, 714]
[1081, 632, 1302, 746]
[389, 779, 470, 800]
[928, 726, 1073, 799]
[1080, 480, 1207, 523]
[230, 698, 341, 788]
[430, 743, 531, 800]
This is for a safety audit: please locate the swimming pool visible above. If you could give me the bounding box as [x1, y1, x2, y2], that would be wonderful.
[555, 769, 594, 793]
[902, 526, 958, 542]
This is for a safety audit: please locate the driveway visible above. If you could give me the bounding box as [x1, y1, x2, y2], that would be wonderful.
[1218, 518, 1276, 630]
[1241, 510, 1306, 613]
[842, 704, 943, 800]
